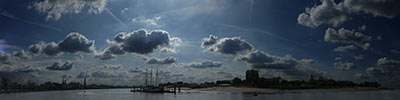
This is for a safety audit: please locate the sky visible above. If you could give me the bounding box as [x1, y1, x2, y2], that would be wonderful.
[0, 0, 400, 88]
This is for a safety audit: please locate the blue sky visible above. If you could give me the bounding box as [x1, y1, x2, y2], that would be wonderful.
[1, 0, 400, 87]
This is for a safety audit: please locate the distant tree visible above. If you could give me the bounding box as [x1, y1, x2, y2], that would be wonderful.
[232, 77, 242, 85]
[245, 70, 259, 86]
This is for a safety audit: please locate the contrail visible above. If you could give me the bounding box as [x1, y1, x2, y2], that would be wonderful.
[249, 0, 254, 25]
[105, 8, 128, 28]
[0, 9, 62, 31]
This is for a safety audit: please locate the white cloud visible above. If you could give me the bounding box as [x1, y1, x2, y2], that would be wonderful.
[298, 0, 400, 28]
[333, 45, 357, 52]
[131, 16, 162, 26]
[334, 61, 355, 71]
[31, 0, 108, 21]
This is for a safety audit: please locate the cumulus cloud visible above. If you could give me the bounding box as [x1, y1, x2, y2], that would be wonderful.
[98, 64, 122, 70]
[14, 65, 41, 73]
[0, 53, 16, 64]
[183, 61, 223, 69]
[201, 35, 253, 55]
[28, 32, 95, 56]
[159, 48, 178, 54]
[358, 57, 400, 87]
[236, 50, 319, 79]
[334, 61, 355, 71]
[236, 50, 315, 70]
[42, 42, 62, 56]
[297, 0, 347, 27]
[324, 28, 372, 43]
[298, 0, 400, 27]
[58, 32, 95, 53]
[333, 45, 357, 52]
[145, 56, 178, 65]
[31, 0, 108, 20]
[46, 61, 74, 71]
[12, 50, 31, 59]
[61, 74, 73, 78]
[342, 0, 400, 18]
[131, 16, 162, 26]
[0, 51, 34, 64]
[28, 42, 45, 55]
[324, 28, 373, 50]
[96, 29, 181, 60]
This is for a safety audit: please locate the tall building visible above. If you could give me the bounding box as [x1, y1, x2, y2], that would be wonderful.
[245, 70, 259, 83]
[83, 77, 87, 88]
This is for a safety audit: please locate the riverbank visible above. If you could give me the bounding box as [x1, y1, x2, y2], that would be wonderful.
[191, 87, 390, 94]
[0, 88, 127, 94]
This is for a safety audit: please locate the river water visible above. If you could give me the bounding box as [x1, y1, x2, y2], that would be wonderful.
[0, 89, 399, 100]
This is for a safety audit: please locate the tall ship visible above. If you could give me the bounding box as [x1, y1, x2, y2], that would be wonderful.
[130, 69, 176, 93]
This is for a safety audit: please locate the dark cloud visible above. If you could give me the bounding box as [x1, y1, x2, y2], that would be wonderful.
[334, 61, 355, 71]
[119, 29, 171, 54]
[58, 32, 95, 53]
[46, 61, 74, 71]
[183, 61, 223, 69]
[0, 53, 15, 64]
[342, 0, 400, 18]
[12, 50, 31, 59]
[236, 50, 319, 79]
[96, 29, 181, 60]
[201, 35, 219, 47]
[42, 42, 62, 56]
[94, 41, 125, 60]
[201, 35, 253, 55]
[28, 42, 44, 54]
[298, 0, 400, 27]
[28, 32, 95, 56]
[0, 51, 33, 64]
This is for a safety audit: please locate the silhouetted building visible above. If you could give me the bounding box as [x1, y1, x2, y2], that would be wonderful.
[83, 77, 87, 88]
[1, 78, 12, 90]
[245, 69, 259, 84]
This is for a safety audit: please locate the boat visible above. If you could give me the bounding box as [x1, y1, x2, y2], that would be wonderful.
[130, 68, 177, 93]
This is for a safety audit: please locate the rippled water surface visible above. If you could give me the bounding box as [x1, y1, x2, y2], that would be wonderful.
[1, 89, 399, 100]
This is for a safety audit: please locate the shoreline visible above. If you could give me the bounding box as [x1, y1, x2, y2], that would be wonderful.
[0, 88, 129, 94]
[190, 87, 391, 94]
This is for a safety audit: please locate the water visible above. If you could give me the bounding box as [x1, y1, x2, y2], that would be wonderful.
[0, 89, 399, 100]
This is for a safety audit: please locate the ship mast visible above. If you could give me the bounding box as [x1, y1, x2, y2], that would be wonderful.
[155, 68, 158, 86]
[150, 70, 153, 86]
[145, 69, 148, 86]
